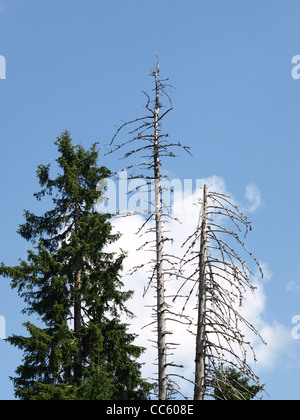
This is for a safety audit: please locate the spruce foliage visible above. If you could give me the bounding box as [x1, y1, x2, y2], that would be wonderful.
[0, 131, 151, 400]
[213, 367, 262, 400]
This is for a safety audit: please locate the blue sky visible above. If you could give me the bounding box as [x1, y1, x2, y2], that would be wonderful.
[0, 0, 300, 399]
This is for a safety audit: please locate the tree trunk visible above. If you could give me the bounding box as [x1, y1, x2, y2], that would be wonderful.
[74, 199, 82, 383]
[154, 65, 167, 401]
[194, 184, 208, 400]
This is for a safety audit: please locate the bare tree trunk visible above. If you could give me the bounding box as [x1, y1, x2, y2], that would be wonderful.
[107, 60, 191, 399]
[154, 65, 167, 401]
[176, 184, 265, 399]
[194, 184, 208, 400]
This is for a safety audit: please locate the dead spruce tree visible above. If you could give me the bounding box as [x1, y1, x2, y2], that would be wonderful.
[106, 60, 191, 400]
[175, 184, 266, 400]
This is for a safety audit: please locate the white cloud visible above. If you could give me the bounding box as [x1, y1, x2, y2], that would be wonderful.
[244, 183, 263, 213]
[254, 322, 292, 371]
[204, 175, 227, 194]
[286, 267, 300, 295]
[286, 280, 300, 295]
[241, 272, 292, 372]
[110, 176, 289, 397]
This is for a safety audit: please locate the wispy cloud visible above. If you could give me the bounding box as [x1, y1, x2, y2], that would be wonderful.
[244, 182, 263, 213]
[286, 280, 300, 295]
[286, 267, 300, 295]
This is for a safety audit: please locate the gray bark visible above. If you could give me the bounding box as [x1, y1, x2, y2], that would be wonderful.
[194, 184, 208, 400]
[154, 66, 168, 400]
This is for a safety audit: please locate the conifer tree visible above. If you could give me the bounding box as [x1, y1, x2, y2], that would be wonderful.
[213, 366, 262, 400]
[0, 131, 152, 400]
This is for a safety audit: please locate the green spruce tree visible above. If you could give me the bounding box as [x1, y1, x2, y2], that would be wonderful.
[213, 366, 263, 400]
[0, 131, 152, 400]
